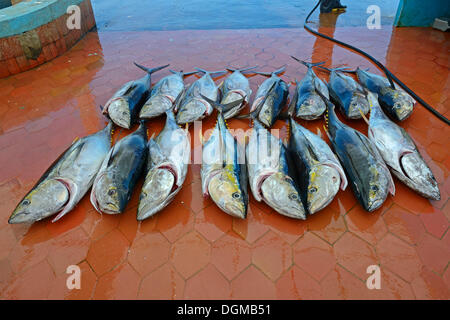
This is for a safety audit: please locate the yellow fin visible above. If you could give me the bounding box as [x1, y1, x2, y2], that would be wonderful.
[359, 108, 369, 125]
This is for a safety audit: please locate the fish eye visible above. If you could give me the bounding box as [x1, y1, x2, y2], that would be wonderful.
[370, 185, 379, 192]
[22, 199, 30, 206]
[309, 187, 317, 193]
[108, 189, 116, 196]
[289, 193, 298, 200]
[232, 192, 241, 199]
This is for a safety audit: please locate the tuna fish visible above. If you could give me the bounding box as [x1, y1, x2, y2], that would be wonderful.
[289, 56, 329, 120]
[351, 68, 415, 121]
[321, 89, 395, 212]
[201, 110, 248, 218]
[250, 66, 289, 127]
[287, 118, 347, 214]
[103, 62, 169, 129]
[139, 70, 197, 119]
[318, 66, 369, 119]
[176, 68, 226, 124]
[9, 123, 113, 224]
[247, 119, 306, 219]
[91, 122, 148, 214]
[137, 110, 191, 220]
[220, 66, 257, 119]
[364, 92, 440, 200]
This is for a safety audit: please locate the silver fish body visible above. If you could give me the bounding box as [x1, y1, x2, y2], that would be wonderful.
[247, 120, 306, 219]
[288, 118, 347, 214]
[201, 113, 248, 218]
[9, 123, 112, 224]
[355, 68, 415, 121]
[366, 92, 440, 200]
[325, 95, 395, 212]
[139, 72, 185, 119]
[176, 70, 221, 124]
[91, 123, 148, 214]
[220, 69, 253, 119]
[251, 75, 288, 127]
[326, 69, 369, 119]
[104, 63, 169, 128]
[138, 110, 191, 220]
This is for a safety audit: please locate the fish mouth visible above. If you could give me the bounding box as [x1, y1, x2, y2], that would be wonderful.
[140, 94, 173, 119]
[176, 98, 209, 124]
[347, 95, 370, 119]
[260, 173, 306, 220]
[366, 199, 384, 212]
[221, 91, 246, 119]
[137, 166, 178, 220]
[106, 98, 131, 129]
[393, 101, 414, 121]
[296, 94, 326, 120]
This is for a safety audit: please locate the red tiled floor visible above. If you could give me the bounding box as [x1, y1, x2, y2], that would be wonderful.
[0, 22, 448, 300]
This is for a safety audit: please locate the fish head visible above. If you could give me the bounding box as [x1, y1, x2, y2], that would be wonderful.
[93, 172, 125, 214]
[380, 88, 414, 121]
[107, 98, 131, 129]
[9, 179, 69, 224]
[306, 165, 340, 214]
[261, 172, 306, 219]
[208, 169, 247, 218]
[363, 164, 390, 212]
[140, 95, 173, 119]
[137, 168, 176, 220]
[258, 97, 276, 127]
[347, 93, 370, 119]
[176, 98, 207, 124]
[296, 93, 326, 120]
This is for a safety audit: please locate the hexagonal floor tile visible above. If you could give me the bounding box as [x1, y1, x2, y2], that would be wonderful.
[252, 230, 292, 281]
[231, 266, 276, 300]
[138, 263, 185, 300]
[170, 231, 211, 279]
[93, 262, 140, 300]
[128, 232, 171, 277]
[184, 264, 231, 299]
[275, 266, 322, 300]
[293, 232, 335, 282]
[345, 205, 387, 245]
[86, 229, 129, 276]
[383, 204, 426, 245]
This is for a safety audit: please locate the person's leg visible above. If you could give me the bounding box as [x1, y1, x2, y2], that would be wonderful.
[320, 0, 347, 14]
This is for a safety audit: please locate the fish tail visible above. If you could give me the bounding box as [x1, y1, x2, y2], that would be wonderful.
[194, 68, 227, 77]
[291, 56, 325, 69]
[254, 65, 286, 77]
[169, 69, 199, 77]
[317, 65, 351, 73]
[134, 62, 170, 74]
[226, 65, 259, 73]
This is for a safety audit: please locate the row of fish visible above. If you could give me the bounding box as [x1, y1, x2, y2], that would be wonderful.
[101, 57, 415, 132]
[9, 110, 190, 223]
[9, 60, 439, 224]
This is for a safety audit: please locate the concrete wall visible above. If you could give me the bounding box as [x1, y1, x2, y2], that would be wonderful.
[0, 0, 96, 78]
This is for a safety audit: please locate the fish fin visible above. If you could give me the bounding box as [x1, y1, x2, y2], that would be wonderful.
[134, 62, 170, 74]
[199, 93, 245, 114]
[342, 67, 370, 74]
[217, 81, 224, 91]
[172, 87, 186, 113]
[287, 80, 299, 117]
[323, 125, 332, 140]
[359, 108, 370, 125]
[72, 137, 80, 144]
[316, 128, 322, 138]
[290, 56, 325, 69]
[316, 65, 350, 73]
[198, 130, 204, 145]
[51, 178, 78, 222]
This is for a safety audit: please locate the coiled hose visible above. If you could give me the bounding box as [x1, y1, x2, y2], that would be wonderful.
[304, 0, 449, 125]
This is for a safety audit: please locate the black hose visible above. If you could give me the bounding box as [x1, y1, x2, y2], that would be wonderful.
[304, 0, 450, 125]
